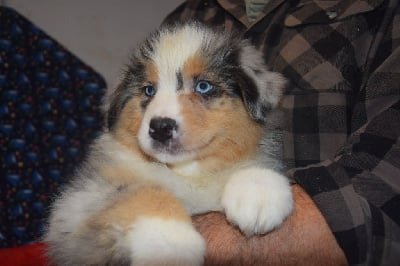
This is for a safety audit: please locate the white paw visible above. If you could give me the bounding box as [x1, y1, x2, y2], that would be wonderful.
[221, 167, 293, 236]
[122, 217, 205, 266]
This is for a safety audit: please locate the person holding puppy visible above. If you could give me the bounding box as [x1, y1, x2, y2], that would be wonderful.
[163, 0, 400, 265]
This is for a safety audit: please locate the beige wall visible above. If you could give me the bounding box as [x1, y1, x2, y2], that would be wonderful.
[3, 0, 184, 87]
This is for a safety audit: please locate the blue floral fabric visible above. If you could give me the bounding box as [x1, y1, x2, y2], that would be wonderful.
[0, 7, 106, 248]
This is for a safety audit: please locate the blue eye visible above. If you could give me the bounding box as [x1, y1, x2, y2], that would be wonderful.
[144, 85, 156, 97]
[195, 80, 214, 94]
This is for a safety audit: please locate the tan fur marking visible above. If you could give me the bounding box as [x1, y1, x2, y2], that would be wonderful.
[88, 185, 190, 230]
[113, 98, 151, 162]
[178, 94, 262, 172]
[182, 53, 206, 78]
[146, 61, 158, 84]
[76, 185, 191, 262]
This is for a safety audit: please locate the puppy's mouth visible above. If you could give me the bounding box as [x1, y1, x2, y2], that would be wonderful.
[151, 139, 183, 155]
[144, 135, 214, 164]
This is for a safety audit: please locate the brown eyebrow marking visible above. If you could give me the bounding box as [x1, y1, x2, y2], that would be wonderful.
[182, 53, 206, 79]
[146, 61, 158, 85]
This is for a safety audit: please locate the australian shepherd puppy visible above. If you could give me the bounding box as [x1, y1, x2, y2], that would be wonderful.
[45, 23, 293, 265]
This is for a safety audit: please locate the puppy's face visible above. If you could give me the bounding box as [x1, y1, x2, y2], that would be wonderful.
[106, 24, 285, 166]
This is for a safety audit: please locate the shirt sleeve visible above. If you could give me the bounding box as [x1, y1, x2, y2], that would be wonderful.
[291, 2, 400, 265]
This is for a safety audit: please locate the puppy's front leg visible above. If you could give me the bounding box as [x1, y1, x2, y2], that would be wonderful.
[221, 167, 293, 236]
[85, 185, 205, 266]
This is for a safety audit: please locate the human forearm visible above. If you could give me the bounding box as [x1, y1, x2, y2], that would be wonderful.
[193, 185, 347, 265]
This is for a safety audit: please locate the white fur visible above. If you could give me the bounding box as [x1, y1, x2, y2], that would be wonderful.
[144, 90, 182, 123]
[46, 178, 114, 243]
[171, 161, 201, 177]
[221, 167, 293, 236]
[121, 217, 205, 266]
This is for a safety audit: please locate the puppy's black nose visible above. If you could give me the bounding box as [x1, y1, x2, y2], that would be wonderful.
[149, 117, 178, 143]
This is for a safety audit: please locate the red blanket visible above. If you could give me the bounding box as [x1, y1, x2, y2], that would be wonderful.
[0, 243, 48, 266]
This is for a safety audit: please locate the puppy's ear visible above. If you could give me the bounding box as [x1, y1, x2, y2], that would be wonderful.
[103, 81, 128, 131]
[237, 43, 286, 122]
[103, 58, 147, 130]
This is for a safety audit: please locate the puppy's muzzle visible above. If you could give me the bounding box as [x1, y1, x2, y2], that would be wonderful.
[149, 117, 178, 143]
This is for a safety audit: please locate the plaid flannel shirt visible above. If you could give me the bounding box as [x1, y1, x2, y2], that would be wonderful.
[163, 0, 400, 265]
